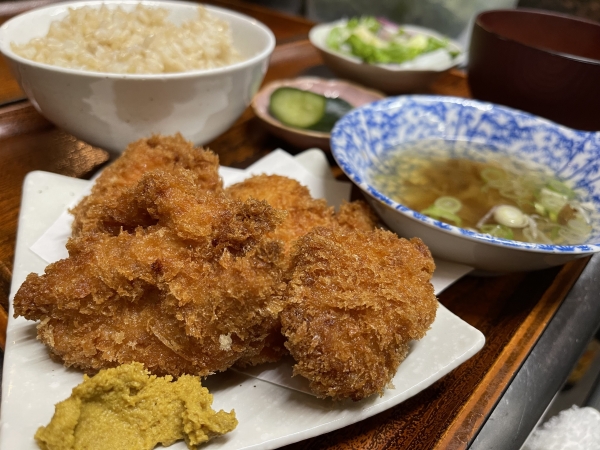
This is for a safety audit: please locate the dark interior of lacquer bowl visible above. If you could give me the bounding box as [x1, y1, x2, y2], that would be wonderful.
[477, 9, 600, 62]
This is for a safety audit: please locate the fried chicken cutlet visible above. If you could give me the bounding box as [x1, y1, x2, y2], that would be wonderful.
[14, 169, 288, 377]
[226, 174, 379, 366]
[71, 134, 222, 236]
[280, 227, 438, 401]
[226, 174, 378, 256]
[14, 133, 440, 402]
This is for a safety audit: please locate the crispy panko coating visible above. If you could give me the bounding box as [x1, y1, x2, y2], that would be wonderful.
[335, 199, 379, 232]
[71, 134, 222, 236]
[225, 174, 378, 254]
[226, 174, 339, 254]
[226, 174, 379, 367]
[280, 227, 438, 401]
[14, 134, 440, 402]
[14, 169, 287, 377]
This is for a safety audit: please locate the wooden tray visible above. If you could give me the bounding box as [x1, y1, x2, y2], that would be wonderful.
[0, 2, 592, 448]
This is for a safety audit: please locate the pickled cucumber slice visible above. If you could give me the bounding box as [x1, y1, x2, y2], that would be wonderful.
[268, 87, 353, 132]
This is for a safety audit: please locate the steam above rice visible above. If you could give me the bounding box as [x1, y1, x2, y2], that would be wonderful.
[11, 4, 242, 74]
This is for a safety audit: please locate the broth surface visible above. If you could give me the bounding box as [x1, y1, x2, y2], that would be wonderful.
[369, 140, 594, 245]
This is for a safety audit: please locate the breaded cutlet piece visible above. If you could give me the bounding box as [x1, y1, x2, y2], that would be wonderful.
[71, 133, 222, 236]
[14, 170, 287, 377]
[335, 199, 379, 231]
[226, 174, 378, 258]
[226, 174, 379, 367]
[226, 174, 340, 254]
[280, 227, 437, 401]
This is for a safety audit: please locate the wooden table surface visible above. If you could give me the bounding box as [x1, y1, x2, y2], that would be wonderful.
[0, 2, 593, 449]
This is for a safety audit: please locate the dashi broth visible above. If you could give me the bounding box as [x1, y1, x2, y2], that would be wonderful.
[369, 140, 594, 245]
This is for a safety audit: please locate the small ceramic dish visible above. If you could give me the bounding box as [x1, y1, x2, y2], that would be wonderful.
[252, 77, 384, 150]
[309, 20, 464, 95]
[330, 95, 600, 273]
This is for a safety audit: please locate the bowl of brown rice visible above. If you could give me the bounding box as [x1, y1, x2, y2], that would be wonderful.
[0, 0, 275, 154]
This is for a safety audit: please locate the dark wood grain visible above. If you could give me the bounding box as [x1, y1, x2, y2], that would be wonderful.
[279, 255, 589, 450]
[0, 104, 110, 301]
[0, 2, 591, 449]
[0, 55, 24, 106]
[205, 0, 314, 44]
[0, 0, 49, 125]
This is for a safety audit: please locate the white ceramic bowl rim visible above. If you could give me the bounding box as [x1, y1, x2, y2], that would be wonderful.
[0, 0, 276, 80]
[309, 19, 464, 73]
[330, 94, 600, 255]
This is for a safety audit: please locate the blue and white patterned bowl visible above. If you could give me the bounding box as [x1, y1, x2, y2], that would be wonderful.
[330, 95, 600, 273]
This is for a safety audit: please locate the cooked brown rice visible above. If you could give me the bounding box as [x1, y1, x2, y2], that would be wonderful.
[11, 4, 242, 74]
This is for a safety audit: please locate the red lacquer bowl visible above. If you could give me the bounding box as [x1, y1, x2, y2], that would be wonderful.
[468, 9, 600, 131]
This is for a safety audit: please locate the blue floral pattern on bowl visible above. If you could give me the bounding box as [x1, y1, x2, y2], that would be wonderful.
[331, 95, 600, 255]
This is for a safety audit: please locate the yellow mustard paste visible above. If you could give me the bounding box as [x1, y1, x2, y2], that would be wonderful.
[35, 362, 237, 450]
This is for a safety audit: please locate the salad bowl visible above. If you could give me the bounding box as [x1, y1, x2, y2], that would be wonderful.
[330, 95, 600, 273]
[309, 17, 463, 94]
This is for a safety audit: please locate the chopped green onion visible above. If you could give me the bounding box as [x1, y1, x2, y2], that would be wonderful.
[550, 225, 561, 241]
[567, 217, 592, 235]
[480, 167, 506, 183]
[546, 179, 576, 199]
[433, 196, 462, 213]
[534, 202, 546, 216]
[421, 205, 462, 226]
[480, 224, 514, 240]
[539, 188, 568, 217]
[493, 205, 529, 228]
[498, 186, 520, 200]
[558, 224, 589, 244]
[523, 226, 552, 244]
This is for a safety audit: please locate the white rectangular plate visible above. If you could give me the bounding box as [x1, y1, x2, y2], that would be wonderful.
[1, 150, 484, 449]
